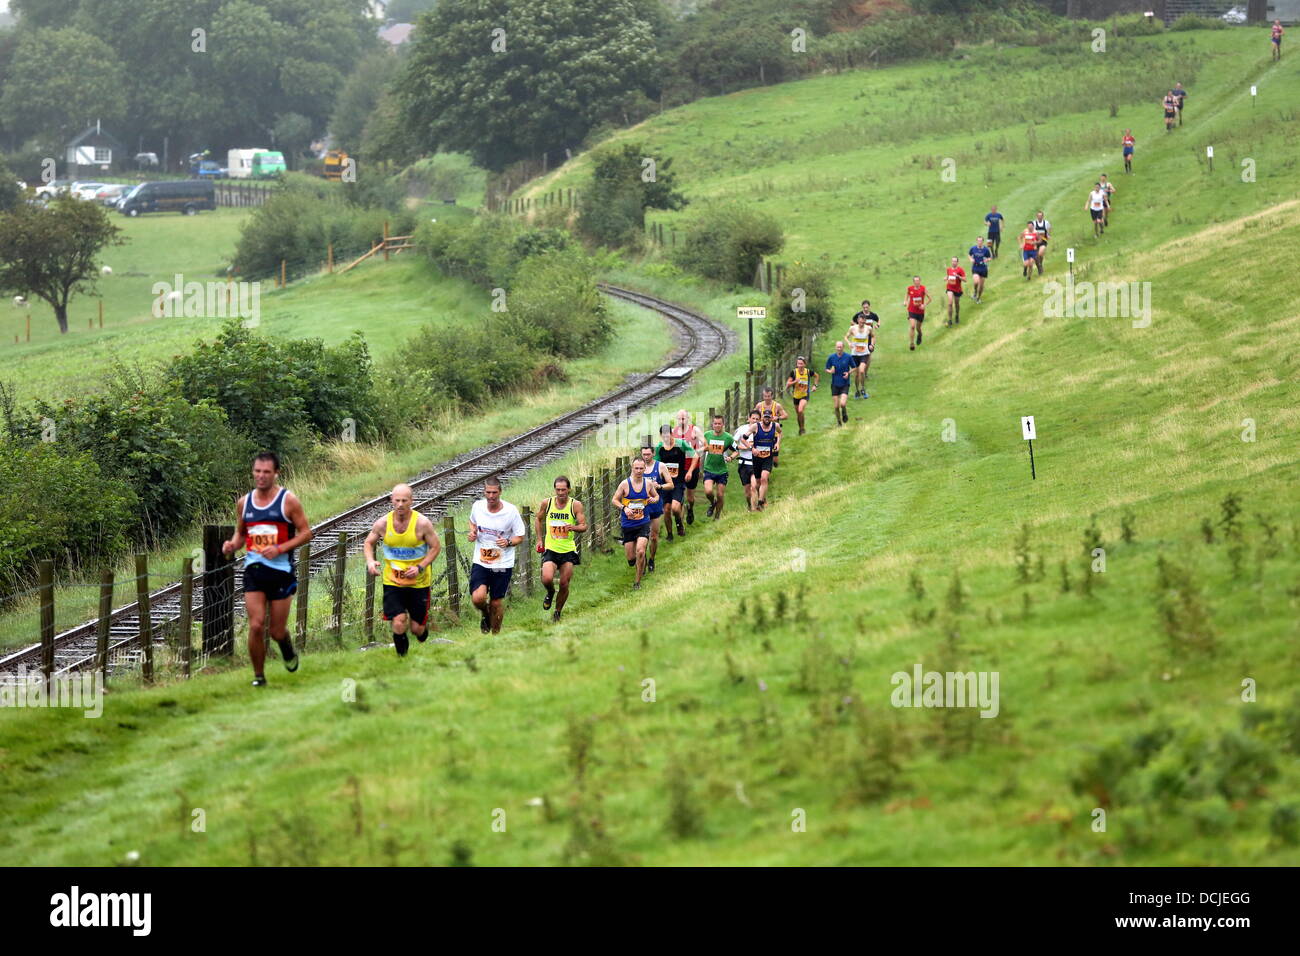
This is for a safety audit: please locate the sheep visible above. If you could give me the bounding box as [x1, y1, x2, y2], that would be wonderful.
[101, 265, 113, 276]
[12, 295, 27, 308]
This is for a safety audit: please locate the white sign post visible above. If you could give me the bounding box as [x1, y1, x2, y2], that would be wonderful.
[1066, 247, 1075, 279]
[1206, 145, 1214, 173]
[1250, 85, 1256, 107]
[737, 307, 767, 373]
[1021, 415, 1037, 480]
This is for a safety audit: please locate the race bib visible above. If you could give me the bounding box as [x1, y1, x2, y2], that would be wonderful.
[626, 501, 645, 517]
[708, 440, 725, 455]
[548, 519, 571, 539]
[665, 462, 679, 477]
[755, 448, 771, 458]
[480, 547, 501, 564]
[247, 523, 278, 553]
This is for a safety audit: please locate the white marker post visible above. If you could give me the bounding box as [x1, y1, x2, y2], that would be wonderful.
[1250, 85, 1256, 108]
[1206, 145, 1214, 173]
[1021, 415, 1037, 480]
[737, 307, 766, 373]
[1066, 247, 1075, 280]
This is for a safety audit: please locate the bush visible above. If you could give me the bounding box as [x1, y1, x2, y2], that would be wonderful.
[672, 202, 784, 285]
[761, 261, 835, 362]
[402, 320, 561, 411]
[168, 322, 386, 455]
[0, 441, 137, 593]
[504, 247, 611, 358]
[1170, 14, 1227, 31]
[24, 369, 250, 543]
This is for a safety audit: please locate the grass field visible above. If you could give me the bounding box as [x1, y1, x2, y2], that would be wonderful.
[2, 27, 1299, 866]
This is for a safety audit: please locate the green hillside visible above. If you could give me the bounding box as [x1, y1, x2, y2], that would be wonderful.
[2, 27, 1298, 866]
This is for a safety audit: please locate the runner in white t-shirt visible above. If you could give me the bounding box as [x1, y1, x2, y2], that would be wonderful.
[732, 410, 760, 512]
[1086, 184, 1107, 238]
[467, 477, 526, 634]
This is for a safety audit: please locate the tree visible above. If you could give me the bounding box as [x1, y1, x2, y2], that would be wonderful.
[397, 0, 662, 171]
[579, 142, 687, 247]
[672, 202, 783, 285]
[0, 198, 124, 333]
[0, 156, 22, 212]
[329, 49, 403, 154]
[0, 28, 127, 143]
[272, 112, 315, 169]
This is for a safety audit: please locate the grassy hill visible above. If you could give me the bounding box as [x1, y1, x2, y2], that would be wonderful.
[2, 27, 1299, 866]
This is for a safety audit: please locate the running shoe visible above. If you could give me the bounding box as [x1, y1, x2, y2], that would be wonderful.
[633, 581, 641, 591]
[552, 610, 562, 623]
[480, 611, 491, 634]
[706, 503, 715, 518]
[283, 646, 299, 672]
[648, 558, 655, 572]
[252, 676, 267, 687]
[863, 391, 870, 399]
[687, 504, 695, 525]
[542, 592, 553, 610]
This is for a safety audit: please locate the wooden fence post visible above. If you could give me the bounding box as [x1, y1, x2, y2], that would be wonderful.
[38, 560, 55, 688]
[178, 557, 193, 679]
[135, 554, 154, 683]
[95, 570, 113, 681]
[383, 221, 390, 262]
[598, 468, 610, 550]
[443, 516, 460, 622]
[521, 506, 534, 597]
[583, 476, 595, 556]
[332, 531, 347, 639]
[296, 539, 310, 648]
[327, 242, 334, 274]
[363, 561, 375, 643]
[202, 524, 236, 657]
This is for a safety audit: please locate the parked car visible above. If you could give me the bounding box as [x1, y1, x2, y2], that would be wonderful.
[194, 160, 227, 178]
[34, 178, 74, 199]
[135, 152, 160, 169]
[96, 184, 130, 205]
[118, 179, 216, 216]
[71, 182, 106, 200]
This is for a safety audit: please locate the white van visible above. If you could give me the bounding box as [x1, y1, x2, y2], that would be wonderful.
[226, 148, 267, 180]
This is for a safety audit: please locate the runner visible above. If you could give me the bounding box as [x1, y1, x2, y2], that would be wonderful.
[1122, 129, 1135, 175]
[733, 410, 760, 511]
[534, 475, 587, 622]
[611, 457, 658, 589]
[1172, 82, 1187, 126]
[846, 307, 874, 398]
[825, 340, 855, 425]
[1032, 210, 1051, 275]
[363, 483, 441, 657]
[784, 356, 819, 435]
[655, 424, 689, 537]
[467, 477, 526, 635]
[1086, 184, 1107, 238]
[1273, 20, 1284, 61]
[639, 443, 673, 572]
[700, 413, 737, 520]
[222, 452, 312, 687]
[1019, 221, 1039, 278]
[944, 256, 966, 326]
[1099, 174, 1115, 227]
[671, 409, 705, 526]
[1162, 90, 1177, 132]
[752, 385, 789, 465]
[968, 237, 992, 304]
[984, 205, 1004, 259]
[750, 408, 781, 510]
[904, 275, 930, 349]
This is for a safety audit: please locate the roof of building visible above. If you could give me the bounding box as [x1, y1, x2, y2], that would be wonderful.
[66, 123, 127, 152]
[378, 22, 414, 45]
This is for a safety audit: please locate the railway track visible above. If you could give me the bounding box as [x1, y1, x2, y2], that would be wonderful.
[0, 286, 733, 680]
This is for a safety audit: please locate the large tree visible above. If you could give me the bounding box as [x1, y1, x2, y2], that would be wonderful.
[329, 47, 404, 154]
[397, 0, 662, 171]
[0, 27, 128, 143]
[579, 141, 687, 247]
[0, 198, 124, 334]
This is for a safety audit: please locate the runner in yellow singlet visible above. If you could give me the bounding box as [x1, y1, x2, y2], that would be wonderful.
[534, 475, 587, 623]
[784, 356, 820, 436]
